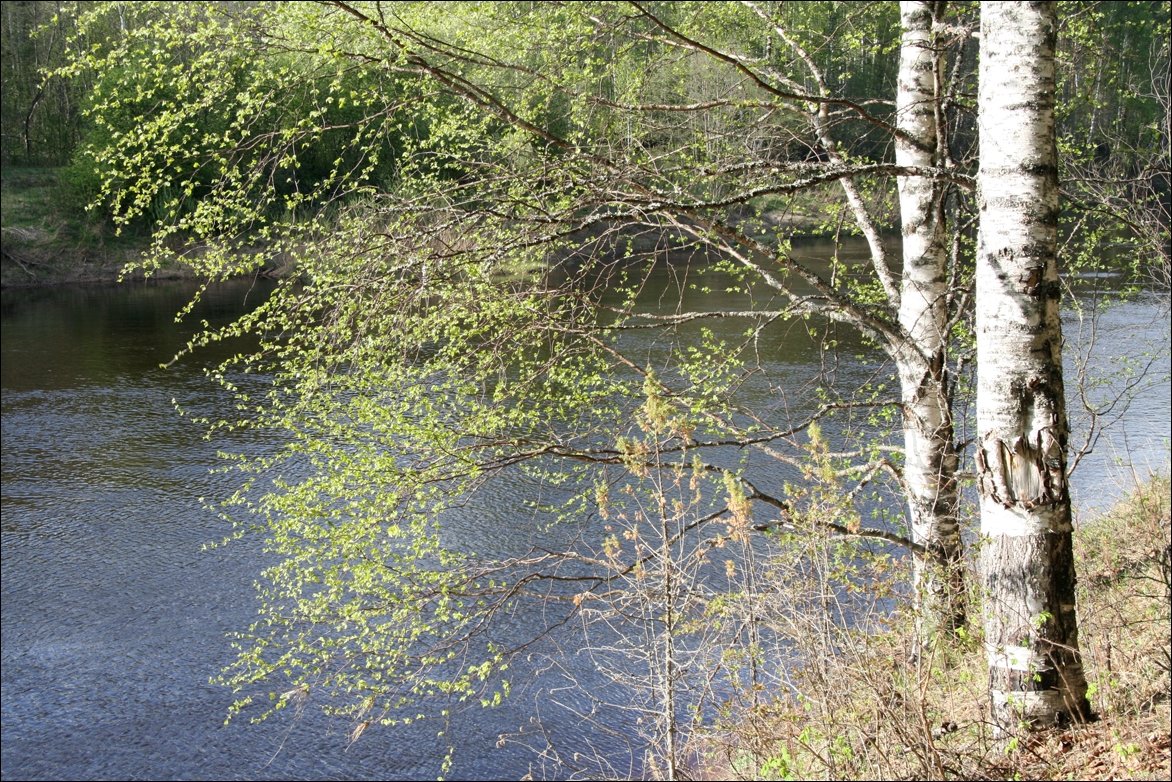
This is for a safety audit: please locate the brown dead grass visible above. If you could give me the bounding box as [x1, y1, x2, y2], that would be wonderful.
[695, 473, 1170, 781]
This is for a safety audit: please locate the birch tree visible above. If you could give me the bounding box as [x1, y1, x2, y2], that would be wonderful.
[976, 0, 1092, 729]
[57, 0, 983, 763]
[894, 0, 965, 635]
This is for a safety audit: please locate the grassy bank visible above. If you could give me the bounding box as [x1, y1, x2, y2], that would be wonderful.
[0, 166, 160, 287]
[697, 473, 1171, 781]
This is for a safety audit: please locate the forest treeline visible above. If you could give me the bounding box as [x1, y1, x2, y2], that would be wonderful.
[2, 1, 1168, 258]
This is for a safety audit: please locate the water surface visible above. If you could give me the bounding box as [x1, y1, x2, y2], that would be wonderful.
[2, 267, 1167, 780]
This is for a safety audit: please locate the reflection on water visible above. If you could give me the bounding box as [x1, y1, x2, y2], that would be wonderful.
[2, 270, 1168, 781]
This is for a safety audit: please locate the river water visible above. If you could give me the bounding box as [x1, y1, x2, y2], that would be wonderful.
[2, 257, 1168, 781]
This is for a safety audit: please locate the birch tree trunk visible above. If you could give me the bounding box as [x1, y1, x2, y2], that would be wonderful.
[896, 0, 965, 637]
[783, 1, 968, 636]
[976, 0, 1091, 729]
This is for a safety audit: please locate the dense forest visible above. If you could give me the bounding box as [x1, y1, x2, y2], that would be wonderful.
[2, 2, 1169, 780]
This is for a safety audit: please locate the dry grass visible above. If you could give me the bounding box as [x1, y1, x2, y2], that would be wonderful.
[693, 473, 1171, 781]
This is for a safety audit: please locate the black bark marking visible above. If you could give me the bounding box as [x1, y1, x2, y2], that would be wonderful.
[977, 430, 1066, 510]
[976, 373, 1069, 510]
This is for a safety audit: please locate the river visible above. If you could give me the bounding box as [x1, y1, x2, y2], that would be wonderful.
[2, 255, 1168, 781]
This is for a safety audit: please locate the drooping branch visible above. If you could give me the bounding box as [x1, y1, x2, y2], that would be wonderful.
[741, 0, 903, 307]
[628, 0, 911, 144]
[325, 0, 933, 359]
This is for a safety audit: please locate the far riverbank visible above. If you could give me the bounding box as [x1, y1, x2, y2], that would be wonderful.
[1, 166, 851, 288]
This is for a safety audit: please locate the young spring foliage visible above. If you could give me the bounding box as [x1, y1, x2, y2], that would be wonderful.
[54, 0, 1168, 769]
[54, 0, 964, 748]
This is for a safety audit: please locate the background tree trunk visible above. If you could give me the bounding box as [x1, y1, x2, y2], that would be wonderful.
[976, 0, 1091, 729]
[896, 0, 965, 638]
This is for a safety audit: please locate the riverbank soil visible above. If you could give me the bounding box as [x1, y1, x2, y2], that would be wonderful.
[975, 474, 1172, 780]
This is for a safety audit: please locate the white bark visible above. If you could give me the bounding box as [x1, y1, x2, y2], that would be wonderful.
[976, 0, 1090, 729]
[768, 4, 967, 635]
[768, 1, 967, 636]
[896, 0, 964, 636]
